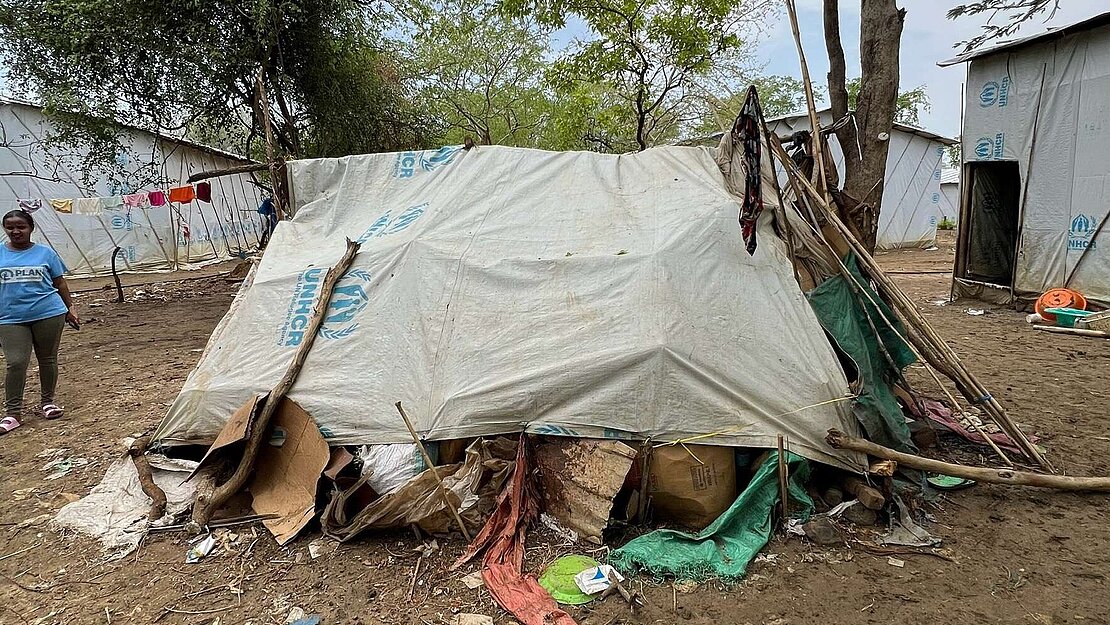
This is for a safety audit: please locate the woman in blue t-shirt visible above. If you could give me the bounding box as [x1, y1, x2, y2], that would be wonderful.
[0, 209, 79, 434]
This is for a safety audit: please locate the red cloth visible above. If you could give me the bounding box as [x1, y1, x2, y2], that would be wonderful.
[168, 185, 195, 204]
[453, 439, 577, 625]
[195, 181, 212, 203]
[915, 398, 1036, 454]
[148, 190, 167, 206]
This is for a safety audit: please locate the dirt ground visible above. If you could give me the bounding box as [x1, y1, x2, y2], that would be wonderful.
[2, 232, 1109, 625]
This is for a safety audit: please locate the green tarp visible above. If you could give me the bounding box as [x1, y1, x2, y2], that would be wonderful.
[609, 452, 811, 581]
[806, 253, 917, 451]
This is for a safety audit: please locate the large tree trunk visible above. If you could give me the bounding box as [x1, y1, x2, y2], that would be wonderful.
[823, 0, 905, 253]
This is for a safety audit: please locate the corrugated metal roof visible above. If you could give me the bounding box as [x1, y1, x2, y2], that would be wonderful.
[938, 10, 1110, 67]
[940, 168, 959, 185]
[764, 108, 958, 145]
[0, 95, 254, 164]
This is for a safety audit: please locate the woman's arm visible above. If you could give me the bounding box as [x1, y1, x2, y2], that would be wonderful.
[53, 276, 79, 325]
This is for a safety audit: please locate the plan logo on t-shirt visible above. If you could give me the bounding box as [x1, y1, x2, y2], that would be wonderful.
[0, 266, 48, 284]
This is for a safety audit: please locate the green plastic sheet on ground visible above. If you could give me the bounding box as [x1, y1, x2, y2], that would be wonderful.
[609, 452, 812, 582]
[806, 253, 916, 451]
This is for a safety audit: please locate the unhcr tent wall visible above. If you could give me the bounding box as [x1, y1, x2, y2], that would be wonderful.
[943, 13, 1110, 305]
[0, 99, 266, 277]
[154, 143, 867, 471]
[940, 169, 959, 222]
[767, 110, 955, 250]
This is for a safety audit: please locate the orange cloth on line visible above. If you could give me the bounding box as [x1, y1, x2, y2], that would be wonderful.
[168, 185, 196, 204]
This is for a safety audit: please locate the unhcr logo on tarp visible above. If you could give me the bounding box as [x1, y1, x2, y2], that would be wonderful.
[979, 77, 1010, 108]
[1069, 214, 1098, 251]
[279, 268, 374, 346]
[356, 203, 429, 243]
[973, 133, 1005, 160]
[393, 146, 462, 179]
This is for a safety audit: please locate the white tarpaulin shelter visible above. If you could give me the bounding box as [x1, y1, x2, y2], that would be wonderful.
[939, 168, 959, 222]
[767, 110, 956, 250]
[0, 98, 266, 277]
[941, 12, 1110, 305]
[154, 143, 866, 471]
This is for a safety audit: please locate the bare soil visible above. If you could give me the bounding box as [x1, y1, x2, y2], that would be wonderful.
[2, 234, 1109, 625]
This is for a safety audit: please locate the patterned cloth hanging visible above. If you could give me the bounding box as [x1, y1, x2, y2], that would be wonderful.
[734, 86, 764, 256]
[17, 199, 42, 213]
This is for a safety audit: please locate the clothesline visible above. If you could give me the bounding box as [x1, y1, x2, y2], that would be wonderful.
[14, 181, 214, 216]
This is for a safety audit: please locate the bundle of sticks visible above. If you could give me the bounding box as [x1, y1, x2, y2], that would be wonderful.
[775, 0, 1051, 473]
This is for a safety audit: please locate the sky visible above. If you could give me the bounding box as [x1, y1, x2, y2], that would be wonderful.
[757, 1, 1109, 138]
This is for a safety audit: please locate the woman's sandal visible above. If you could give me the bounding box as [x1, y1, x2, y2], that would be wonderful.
[41, 404, 64, 420]
[0, 416, 21, 434]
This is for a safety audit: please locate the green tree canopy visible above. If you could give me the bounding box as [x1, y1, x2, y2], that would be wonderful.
[846, 78, 930, 126]
[0, 0, 431, 178]
[509, 0, 774, 151]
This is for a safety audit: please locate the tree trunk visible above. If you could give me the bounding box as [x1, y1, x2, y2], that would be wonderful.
[823, 0, 905, 253]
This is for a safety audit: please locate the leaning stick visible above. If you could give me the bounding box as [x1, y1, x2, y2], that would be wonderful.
[128, 437, 167, 520]
[826, 430, 1110, 492]
[1032, 325, 1109, 339]
[395, 402, 473, 542]
[783, 0, 831, 200]
[191, 239, 360, 528]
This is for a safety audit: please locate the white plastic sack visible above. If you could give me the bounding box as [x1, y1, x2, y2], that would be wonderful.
[357, 443, 436, 495]
[53, 447, 199, 559]
[574, 565, 625, 595]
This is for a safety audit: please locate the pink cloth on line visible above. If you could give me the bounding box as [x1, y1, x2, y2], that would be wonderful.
[148, 190, 167, 206]
[123, 192, 150, 208]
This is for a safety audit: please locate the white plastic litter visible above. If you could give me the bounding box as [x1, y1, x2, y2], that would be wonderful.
[186, 534, 217, 563]
[53, 444, 200, 559]
[1026, 313, 1044, 324]
[357, 443, 435, 496]
[574, 565, 625, 595]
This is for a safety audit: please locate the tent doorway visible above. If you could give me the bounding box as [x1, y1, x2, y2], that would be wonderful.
[959, 161, 1021, 287]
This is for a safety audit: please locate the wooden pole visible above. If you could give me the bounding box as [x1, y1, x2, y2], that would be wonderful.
[188, 162, 270, 184]
[191, 239, 360, 529]
[777, 435, 789, 530]
[783, 0, 831, 200]
[395, 402, 473, 542]
[256, 68, 287, 221]
[1033, 325, 1109, 339]
[826, 430, 1110, 492]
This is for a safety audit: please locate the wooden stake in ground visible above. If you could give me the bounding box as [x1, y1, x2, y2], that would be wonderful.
[777, 435, 789, 531]
[395, 402, 473, 542]
[191, 239, 360, 529]
[128, 437, 167, 520]
[826, 430, 1110, 492]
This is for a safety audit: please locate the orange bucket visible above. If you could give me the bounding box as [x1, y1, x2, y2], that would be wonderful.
[1036, 288, 1087, 321]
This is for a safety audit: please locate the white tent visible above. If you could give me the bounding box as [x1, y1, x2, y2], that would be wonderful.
[767, 110, 956, 250]
[939, 168, 959, 222]
[0, 98, 266, 277]
[941, 12, 1110, 305]
[154, 143, 867, 471]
